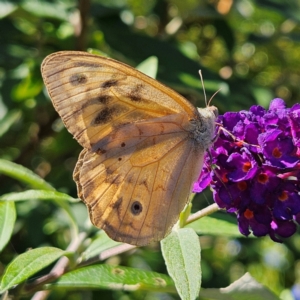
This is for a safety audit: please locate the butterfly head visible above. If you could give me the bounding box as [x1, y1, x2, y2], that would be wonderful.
[198, 105, 218, 119]
[191, 105, 218, 150]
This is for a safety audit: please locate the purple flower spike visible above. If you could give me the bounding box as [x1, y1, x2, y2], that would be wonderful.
[196, 98, 300, 242]
[269, 98, 286, 110]
[289, 104, 300, 147]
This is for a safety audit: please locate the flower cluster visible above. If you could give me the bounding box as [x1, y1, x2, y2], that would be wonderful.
[194, 98, 300, 242]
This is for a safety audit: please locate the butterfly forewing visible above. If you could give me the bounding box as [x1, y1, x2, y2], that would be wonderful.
[41, 51, 217, 246]
[41, 51, 197, 149]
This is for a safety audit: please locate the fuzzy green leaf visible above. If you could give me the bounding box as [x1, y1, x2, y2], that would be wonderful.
[49, 264, 175, 292]
[136, 56, 158, 79]
[199, 273, 279, 300]
[0, 189, 79, 202]
[0, 247, 65, 292]
[0, 159, 54, 191]
[0, 201, 16, 252]
[186, 216, 244, 238]
[161, 228, 201, 300]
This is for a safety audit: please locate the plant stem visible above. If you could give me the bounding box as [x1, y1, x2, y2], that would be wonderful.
[78, 243, 136, 267]
[185, 203, 220, 225]
[30, 232, 87, 300]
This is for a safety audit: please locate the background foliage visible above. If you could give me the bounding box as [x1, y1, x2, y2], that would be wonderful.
[1, 0, 300, 299]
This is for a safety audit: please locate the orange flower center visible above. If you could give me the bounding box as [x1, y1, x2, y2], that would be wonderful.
[278, 191, 288, 201]
[272, 147, 282, 158]
[235, 141, 243, 147]
[222, 173, 229, 183]
[242, 161, 252, 172]
[237, 181, 247, 191]
[244, 209, 254, 219]
[257, 173, 268, 184]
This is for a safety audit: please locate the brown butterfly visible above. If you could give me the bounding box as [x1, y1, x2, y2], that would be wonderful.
[41, 51, 217, 246]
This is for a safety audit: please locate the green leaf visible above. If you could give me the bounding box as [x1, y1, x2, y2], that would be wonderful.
[252, 87, 273, 108]
[0, 1, 17, 18]
[21, 0, 69, 20]
[0, 159, 54, 191]
[179, 202, 192, 228]
[0, 110, 21, 138]
[136, 56, 158, 79]
[0, 201, 16, 252]
[0, 247, 65, 292]
[161, 228, 201, 300]
[199, 273, 279, 300]
[12, 74, 43, 102]
[87, 48, 109, 57]
[185, 215, 245, 238]
[0, 190, 79, 202]
[179, 72, 228, 94]
[82, 231, 121, 261]
[56, 200, 79, 238]
[0, 189, 79, 237]
[49, 264, 175, 292]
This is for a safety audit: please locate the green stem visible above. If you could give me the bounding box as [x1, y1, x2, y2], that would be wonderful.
[185, 203, 220, 225]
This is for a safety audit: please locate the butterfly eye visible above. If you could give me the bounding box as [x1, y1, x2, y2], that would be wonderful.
[131, 201, 143, 215]
[212, 107, 219, 117]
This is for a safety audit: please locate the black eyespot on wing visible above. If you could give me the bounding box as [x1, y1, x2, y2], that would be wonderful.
[101, 79, 119, 89]
[121, 142, 126, 147]
[69, 73, 88, 85]
[131, 201, 142, 215]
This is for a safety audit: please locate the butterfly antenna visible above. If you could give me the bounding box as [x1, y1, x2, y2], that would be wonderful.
[198, 70, 208, 107]
[208, 88, 222, 107]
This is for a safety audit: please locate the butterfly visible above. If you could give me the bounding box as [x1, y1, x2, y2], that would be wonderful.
[41, 51, 218, 246]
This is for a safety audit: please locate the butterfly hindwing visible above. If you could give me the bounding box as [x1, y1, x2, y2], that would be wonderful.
[75, 117, 205, 245]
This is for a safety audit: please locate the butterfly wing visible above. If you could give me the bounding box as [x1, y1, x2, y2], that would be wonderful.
[73, 117, 206, 246]
[41, 51, 214, 246]
[41, 51, 197, 149]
